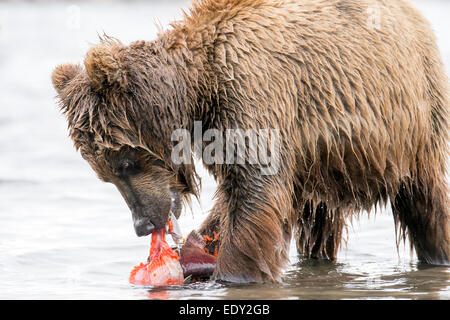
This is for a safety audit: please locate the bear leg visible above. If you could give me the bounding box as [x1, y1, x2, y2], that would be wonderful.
[198, 209, 221, 256]
[210, 180, 294, 283]
[296, 202, 345, 260]
[391, 180, 450, 265]
[198, 208, 221, 239]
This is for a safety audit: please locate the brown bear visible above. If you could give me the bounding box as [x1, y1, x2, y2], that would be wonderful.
[52, 0, 449, 283]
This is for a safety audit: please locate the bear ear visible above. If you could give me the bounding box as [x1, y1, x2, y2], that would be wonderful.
[52, 63, 82, 95]
[84, 40, 127, 92]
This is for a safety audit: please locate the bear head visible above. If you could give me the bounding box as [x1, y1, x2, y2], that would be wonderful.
[51, 37, 199, 237]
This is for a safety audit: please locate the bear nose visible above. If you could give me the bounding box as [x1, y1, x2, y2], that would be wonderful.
[133, 217, 155, 237]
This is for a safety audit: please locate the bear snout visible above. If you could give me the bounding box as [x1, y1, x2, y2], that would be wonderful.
[133, 216, 156, 237]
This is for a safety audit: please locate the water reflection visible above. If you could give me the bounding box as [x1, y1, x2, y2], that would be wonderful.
[281, 260, 450, 299]
[126, 260, 448, 300]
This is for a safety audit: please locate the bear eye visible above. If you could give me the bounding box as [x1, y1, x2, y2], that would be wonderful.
[117, 159, 138, 176]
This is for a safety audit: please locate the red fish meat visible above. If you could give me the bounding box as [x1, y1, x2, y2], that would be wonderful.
[129, 228, 184, 286]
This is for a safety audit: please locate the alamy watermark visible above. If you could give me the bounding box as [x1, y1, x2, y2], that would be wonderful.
[66, 5, 81, 30]
[171, 121, 280, 175]
[366, 5, 381, 31]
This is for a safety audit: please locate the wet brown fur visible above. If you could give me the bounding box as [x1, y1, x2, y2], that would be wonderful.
[52, 0, 449, 283]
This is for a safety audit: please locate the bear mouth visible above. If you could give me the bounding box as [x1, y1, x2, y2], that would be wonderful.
[168, 192, 183, 243]
[169, 190, 181, 219]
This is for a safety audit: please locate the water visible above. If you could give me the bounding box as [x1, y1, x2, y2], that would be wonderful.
[0, 0, 448, 300]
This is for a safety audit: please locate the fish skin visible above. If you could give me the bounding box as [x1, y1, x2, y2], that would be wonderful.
[179, 230, 217, 279]
[129, 229, 217, 285]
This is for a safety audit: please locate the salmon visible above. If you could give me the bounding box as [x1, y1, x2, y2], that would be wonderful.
[129, 216, 218, 286]
[180, 230, 217, 280]
[129, 228, 184, 286]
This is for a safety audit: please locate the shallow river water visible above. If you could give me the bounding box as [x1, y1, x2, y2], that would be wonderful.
[0, 0, 449, 299]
